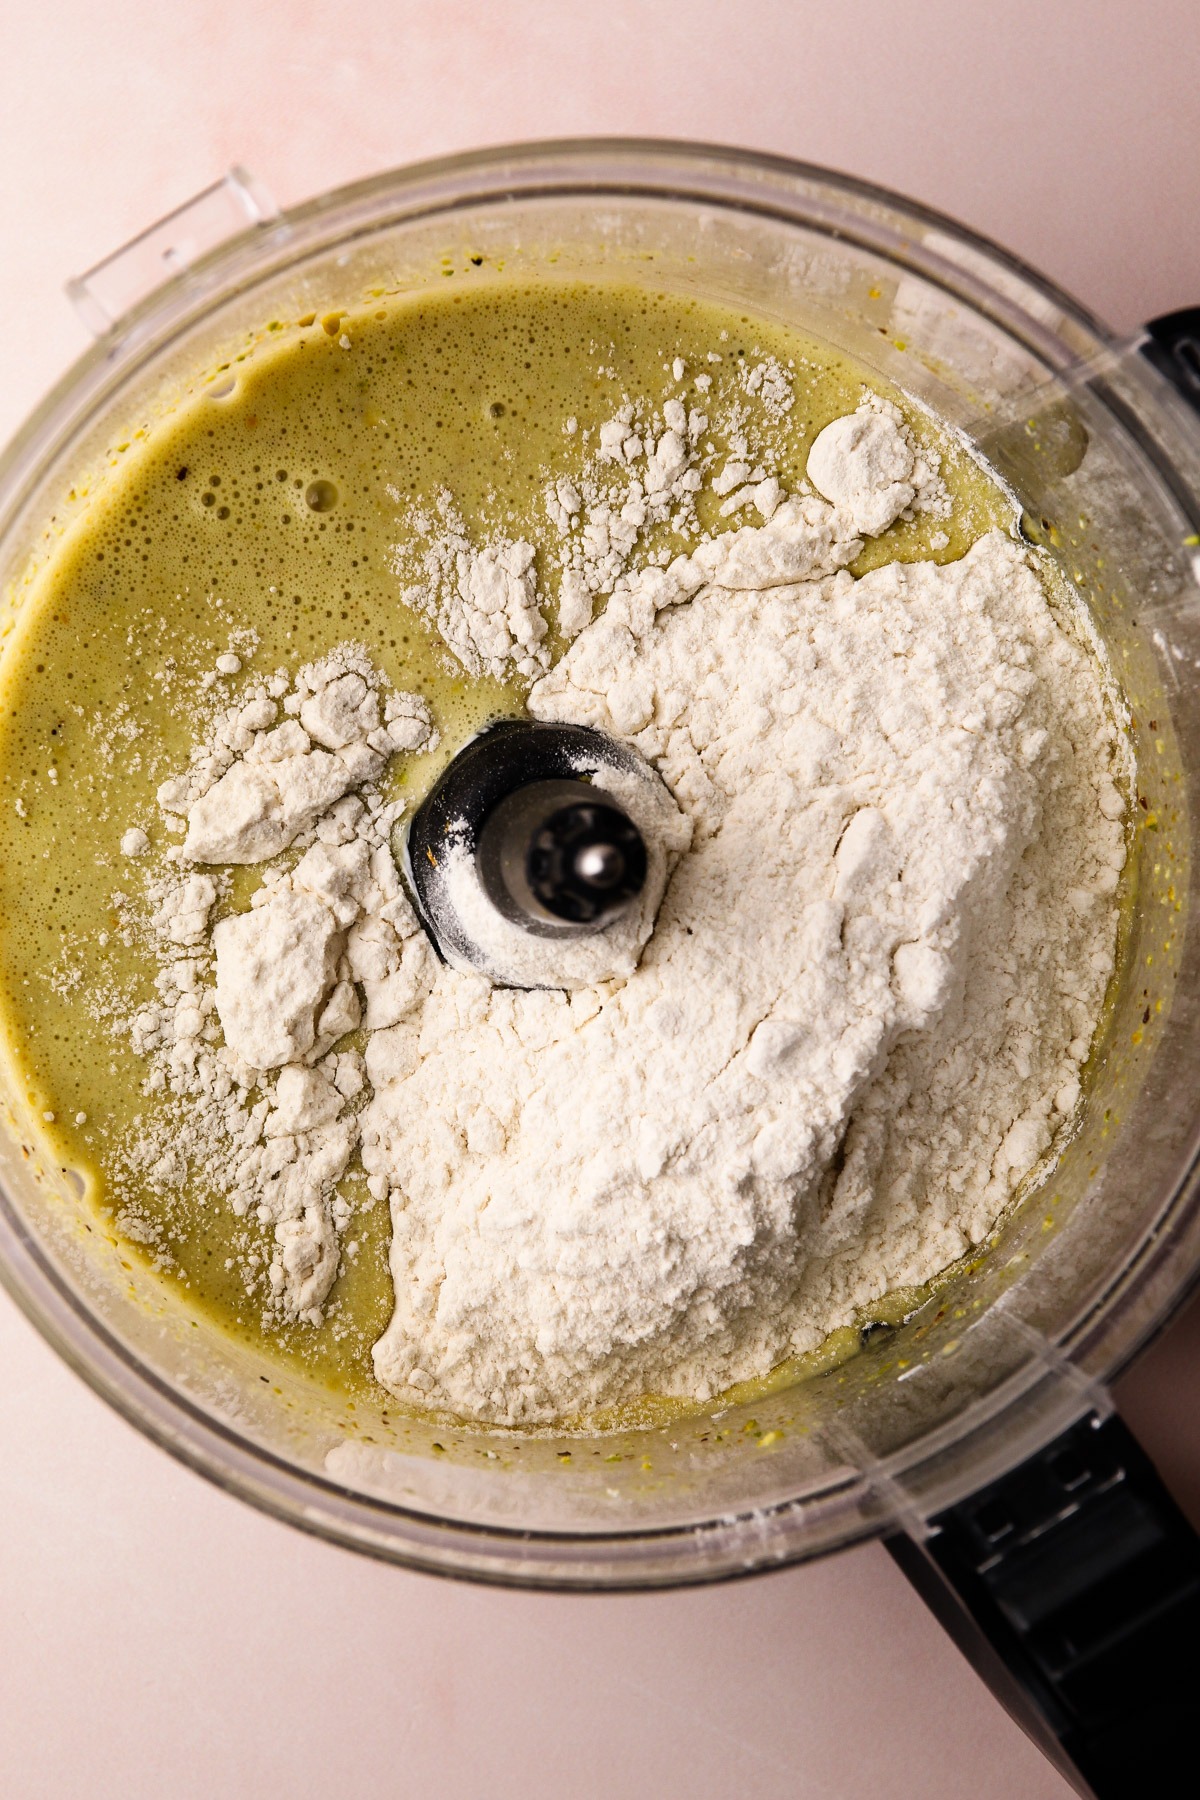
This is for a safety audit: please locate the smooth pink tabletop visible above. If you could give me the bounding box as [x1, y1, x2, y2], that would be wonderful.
[2, 6, 1199, 1796]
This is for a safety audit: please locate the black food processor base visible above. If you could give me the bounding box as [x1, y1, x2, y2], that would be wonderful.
[887, 1413, 1200, 1799]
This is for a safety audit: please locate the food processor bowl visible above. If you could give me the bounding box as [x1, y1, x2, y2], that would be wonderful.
[2, 145, 1199, 1634]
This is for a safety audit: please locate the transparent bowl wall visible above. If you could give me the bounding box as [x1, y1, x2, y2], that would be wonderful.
[2, 141, 1199, 1586]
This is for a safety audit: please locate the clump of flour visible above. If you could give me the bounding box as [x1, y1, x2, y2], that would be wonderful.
[396, 495, 549, 682]
[806, 396, 948, 535]
[545, 392, 711, 637]
[107, 401, 1129, 1426]
[109, 648, 437, 1325]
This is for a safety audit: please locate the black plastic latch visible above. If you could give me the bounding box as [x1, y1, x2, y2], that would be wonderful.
[1141, 308, 1200, 417]
[886, 1413, 1200, 1798]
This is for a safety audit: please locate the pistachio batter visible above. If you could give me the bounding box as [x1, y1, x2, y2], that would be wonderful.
[0, 279, 1017, 1402]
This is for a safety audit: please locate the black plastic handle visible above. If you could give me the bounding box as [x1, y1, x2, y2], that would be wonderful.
[1140, 308, 1200, 416]
[886, 1412, 1200, 1798]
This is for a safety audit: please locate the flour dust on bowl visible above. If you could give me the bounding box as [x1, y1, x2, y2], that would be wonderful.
[1, 144, 1200, 1692]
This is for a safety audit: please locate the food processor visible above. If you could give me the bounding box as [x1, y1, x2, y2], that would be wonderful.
[1, 142, 1199, 1798]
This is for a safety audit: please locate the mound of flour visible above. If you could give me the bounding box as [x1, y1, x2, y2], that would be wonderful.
[114, 407, 1127, 1424]
[362, 517, 1125, 1421]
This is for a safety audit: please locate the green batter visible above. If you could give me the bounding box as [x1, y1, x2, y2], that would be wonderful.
[0, 279, 1014, 1403]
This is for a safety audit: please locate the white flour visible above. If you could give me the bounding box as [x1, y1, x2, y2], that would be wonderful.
[394, 364, 948, 679]
[110, 406, 1127, 1424]
[364, 525, 1124, 1422]
[397, 496, 549, 682]
[114, 648, 437, 1322]
[805, 397, 948, 534]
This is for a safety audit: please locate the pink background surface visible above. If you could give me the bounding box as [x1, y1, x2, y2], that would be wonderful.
[2, 5, 1199, 1796]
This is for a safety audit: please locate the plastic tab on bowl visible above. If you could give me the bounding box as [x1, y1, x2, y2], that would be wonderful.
[65, 167, 280, 338]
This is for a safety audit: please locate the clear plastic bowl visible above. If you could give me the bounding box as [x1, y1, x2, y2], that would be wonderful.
[2, 140, 1199, 1586]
